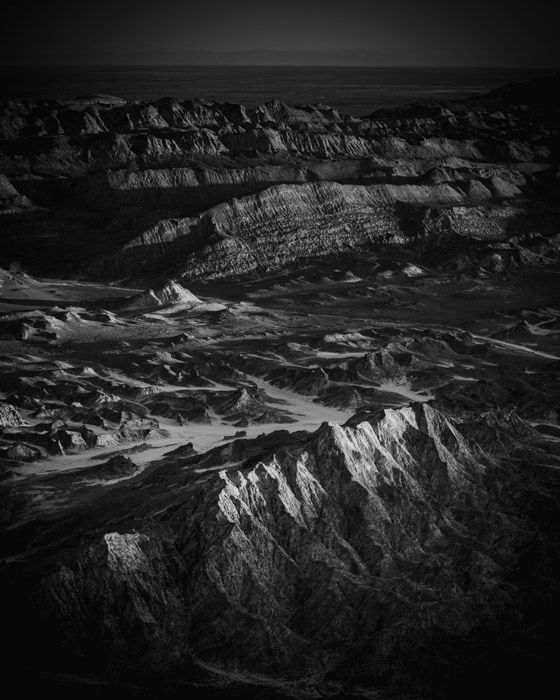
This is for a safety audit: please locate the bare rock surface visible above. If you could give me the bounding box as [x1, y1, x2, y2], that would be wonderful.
[124, 280, 201, 310]
[1, 73, 558, 280]
[1, 75, 560, 700]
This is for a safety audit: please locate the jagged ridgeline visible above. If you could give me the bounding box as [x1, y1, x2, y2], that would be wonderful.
[1, 74, 559, 280]
[1, 74, 560, 700]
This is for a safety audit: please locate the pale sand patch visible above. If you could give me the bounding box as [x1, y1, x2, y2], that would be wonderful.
[14, 375, 353, 478]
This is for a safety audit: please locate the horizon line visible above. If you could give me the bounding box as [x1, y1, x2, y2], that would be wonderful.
[2, 64, 558, 70]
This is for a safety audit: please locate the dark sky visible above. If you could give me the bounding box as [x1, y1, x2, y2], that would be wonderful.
[1, 0, 558, 66]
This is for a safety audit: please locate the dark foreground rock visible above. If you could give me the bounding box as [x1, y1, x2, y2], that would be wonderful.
[3, 391, 558, 699]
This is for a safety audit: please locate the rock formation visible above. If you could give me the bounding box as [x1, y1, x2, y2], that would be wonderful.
[0, 73, 558, 280]
[124, 280, 201, 310]
[1, 74, 560, 699]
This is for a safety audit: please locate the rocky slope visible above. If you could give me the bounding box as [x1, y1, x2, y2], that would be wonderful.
[2, 282, 560, 698]
[13, 389, 560, 699]
[123, 279, 201, 310]
[0, 74, 558, 279]
[1, 75, 560, 700]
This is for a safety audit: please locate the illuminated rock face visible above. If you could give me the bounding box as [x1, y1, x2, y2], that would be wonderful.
[83, 180, 557, 282]
[38, 399, 560, 694]
[125, 280, 201, 310]
[1, 74, 559, 280]
[0, 402, 22, 427]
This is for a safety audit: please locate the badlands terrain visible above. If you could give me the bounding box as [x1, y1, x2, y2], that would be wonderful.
[1, 74, 560, 699]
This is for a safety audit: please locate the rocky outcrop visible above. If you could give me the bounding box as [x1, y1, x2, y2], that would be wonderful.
[1, 74, 558, 279]
[0, 174, 32, 212]
[85, 179, 538, 281]
[35, 400, 560, 695]
[124, 280, 200, 310]
[0, 402, 22, 427]
[39, 532, 189, 678]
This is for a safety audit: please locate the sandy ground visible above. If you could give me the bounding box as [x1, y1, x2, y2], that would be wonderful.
[2, 263, 560, 496]
[13, 374, 353, 479]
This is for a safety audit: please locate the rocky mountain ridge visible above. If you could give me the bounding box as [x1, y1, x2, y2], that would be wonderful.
[24, 395, 560, 698]
[1, 73, 558, 280]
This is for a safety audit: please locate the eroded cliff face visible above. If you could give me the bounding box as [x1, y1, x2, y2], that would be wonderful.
[1, 74, 559, 279]
[82, 179, 553, 281]
[34, 400, 560, 696]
